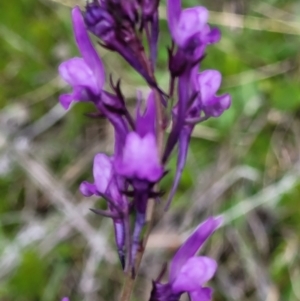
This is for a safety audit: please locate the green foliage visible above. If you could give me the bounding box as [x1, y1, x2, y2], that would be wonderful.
[9, 250, 47, 300]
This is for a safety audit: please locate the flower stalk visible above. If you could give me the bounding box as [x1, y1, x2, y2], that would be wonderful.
[58, 0, 231, 300]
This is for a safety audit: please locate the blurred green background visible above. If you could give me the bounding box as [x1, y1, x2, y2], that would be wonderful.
[0, 0, 300, 300]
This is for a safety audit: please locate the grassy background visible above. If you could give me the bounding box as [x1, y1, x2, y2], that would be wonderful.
[0, 0, 300, 300]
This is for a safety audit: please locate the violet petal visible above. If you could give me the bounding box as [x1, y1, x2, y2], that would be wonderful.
[93, 153, 113, 194]
[169, 216, 222, 283]
[197, 70, 222, 101]
[172, 256, 217, 293]
[166, 0, 181, 38]
[72, 6, 105, 90]
[174, 7, 209, 48]
[189, 287, 213, 301]
[80, 181, 97, 197]
[203, 94, 231, 117]
[136, 91, 156, 137]
[59, 58, 98, 95]
[116, 132, 163, 182]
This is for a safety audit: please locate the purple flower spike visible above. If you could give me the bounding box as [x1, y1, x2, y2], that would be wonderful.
[149, 217, 222, 301]
[59, 6, 105, 109]
[61, 298, 69, 301]
[196, 70, 231, 117]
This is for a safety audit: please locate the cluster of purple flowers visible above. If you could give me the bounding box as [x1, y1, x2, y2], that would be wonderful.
[58, 0, 230, 300]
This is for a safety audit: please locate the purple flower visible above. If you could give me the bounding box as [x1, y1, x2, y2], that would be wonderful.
[61, 298, 69, 301]
[58, 8, 130, 160]
[164, 69, 231, 209]
[167, 0, 220, 53]
[113, 91, 164, 263]
[116, 132, 162, 182]
[80, 153, 127, 267]
[150, 217, 222, 301]
[115, 91, 163, 183]
[80, 153, 115, 198]
[194, 70, 231, 118]
[80, 152, 128, 218]
[58, 6, 105, 110]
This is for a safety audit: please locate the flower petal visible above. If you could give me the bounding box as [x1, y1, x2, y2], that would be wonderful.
[172, 257, 217, 293]
[80, 181, 97, 197]
[115, 132, 163, 182]
[189, 287, 213, 301]
[167, 0, 182, 39]
[203, 94, 231, 117]
[174, 7, 208, 47]
[93, 154, 113, 193]
[59, 86, 90, 110]
[206, 27, 221, 44]
[72, 6, 105, 90]
[59, 94, 74, 110]
[136, 91, 156, 137]
[59, 58, 98, 92]
[197, 70, 222, 103]
[169, 216, 222, 282]
[195, 70, 231, 117]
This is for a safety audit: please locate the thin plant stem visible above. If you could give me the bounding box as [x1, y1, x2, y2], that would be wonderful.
[124, 212, 132, 273]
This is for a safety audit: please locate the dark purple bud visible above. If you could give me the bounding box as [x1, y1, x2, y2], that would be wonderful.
[84, 2, 159, 87]
[149, 11, 159, 69]
[85, 4, 117, 45]
[120, 0, 139, 23]
[168, 48, 188, 78]
[142, 0, 160, 20]
[149, 282, 180, 301]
